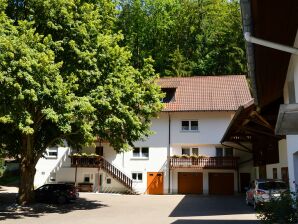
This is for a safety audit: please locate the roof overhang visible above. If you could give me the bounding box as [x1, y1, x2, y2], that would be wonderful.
[240, 0, 298, 108]
[275, 104, 298, 135]
[221, 100, 281, 166]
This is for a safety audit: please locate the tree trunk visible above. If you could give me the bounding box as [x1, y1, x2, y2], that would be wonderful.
[18, 135, 37, 206]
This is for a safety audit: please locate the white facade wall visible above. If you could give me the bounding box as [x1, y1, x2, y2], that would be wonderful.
[266, 139, 288, 179]
[34, 146, 70, 188]
[36, 110, 255, 194]
[283, 29, 298, 192]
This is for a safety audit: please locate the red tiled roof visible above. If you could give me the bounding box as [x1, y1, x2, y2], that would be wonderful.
[158, 75, 252, 112]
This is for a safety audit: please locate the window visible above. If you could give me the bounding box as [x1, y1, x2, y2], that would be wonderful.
[192, 148, 199, 156]
[84, 174, 90, 182]
[182, 121, 190, 131]
[132, 172, 143, 182]
[181, 120, 199, 131]
[216, 148, 223, 157]
[161, 88, 176, 103]
[225, 148, 233, 157]
[182, 148, 190, 155]
[273, 168, 278, 179]
[182, 147, 199, 156]
[45, 148, 58, 159]
[216, 147, 233, 157]
[107, 178, 111, 184]
[132, 147, 149, 158]
[191, 121, 198, 131]
[95, 146, 103, 156]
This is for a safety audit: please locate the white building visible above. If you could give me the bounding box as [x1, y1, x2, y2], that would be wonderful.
[34, 75, 253, 194]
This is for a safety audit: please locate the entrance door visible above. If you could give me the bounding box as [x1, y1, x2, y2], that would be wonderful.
[147, 172, 163, 194]
[259, 165, 267, 179]
[178, 172, 203, 194]
[209, 173, 234, 195]
[240, 173, 251, 193]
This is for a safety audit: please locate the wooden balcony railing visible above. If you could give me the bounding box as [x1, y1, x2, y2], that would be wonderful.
[70, 156, 132, 191]
[170, 156, 239, 169]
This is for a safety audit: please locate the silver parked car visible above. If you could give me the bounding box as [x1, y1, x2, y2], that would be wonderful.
[246, 179, 288, 209]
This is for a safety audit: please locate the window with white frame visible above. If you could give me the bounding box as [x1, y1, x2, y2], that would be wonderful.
[132, 147, 149, 158]
[181, 120, 199, 131]
[132, 172, 143, 182]
[45, 148, 58, 159]
[182, 148, 190, 155]
[182, 147, 199, 156]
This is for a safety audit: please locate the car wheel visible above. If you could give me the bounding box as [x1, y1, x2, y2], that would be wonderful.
[57, 195, 66, 204]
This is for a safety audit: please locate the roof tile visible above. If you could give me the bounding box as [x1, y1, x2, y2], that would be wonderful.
[158, 75, 252, 111]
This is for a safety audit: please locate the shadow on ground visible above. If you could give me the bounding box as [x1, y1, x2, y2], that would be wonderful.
[0, 192, 107, 221]
[170, 195, 255, 217]
[171, 219, 259, 224]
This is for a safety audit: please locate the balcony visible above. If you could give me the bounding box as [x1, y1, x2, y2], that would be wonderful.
[70, 156, 102, 167]
[170, 156, 239, 170]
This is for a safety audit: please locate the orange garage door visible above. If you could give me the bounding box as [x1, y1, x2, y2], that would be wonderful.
[147, 172, 164, 194]
[209, 173, 234, 195]
[178, 172, 203, 194]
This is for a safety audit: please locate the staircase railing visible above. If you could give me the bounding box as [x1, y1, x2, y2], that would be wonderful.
[70, 155, 133, 191]
[100, 158, 133, 191]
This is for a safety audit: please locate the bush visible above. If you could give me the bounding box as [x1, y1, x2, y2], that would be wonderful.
[257, 191, 298, 224]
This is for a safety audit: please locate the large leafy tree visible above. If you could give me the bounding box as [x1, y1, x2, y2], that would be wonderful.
[116, 0, 246, 76]
[0, 0, 163, 205]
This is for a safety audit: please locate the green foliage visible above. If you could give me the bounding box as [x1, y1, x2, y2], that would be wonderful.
[257, 191, 298, 224]
[1, 0, 163, 204]
[0, 0, 163, 159]
[116, 0, 246, 76]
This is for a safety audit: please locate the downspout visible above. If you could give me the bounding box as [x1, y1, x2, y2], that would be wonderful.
[244, 32, 298, 55]
[167, 112, 171, 194]
[240, 0, 258, 104]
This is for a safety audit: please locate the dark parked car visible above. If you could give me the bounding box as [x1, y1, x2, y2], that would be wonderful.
[246, 179, 287, 209]
[35, 183, 79, 204]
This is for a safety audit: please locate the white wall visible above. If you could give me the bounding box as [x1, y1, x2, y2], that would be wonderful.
[36, 110, 253, 194]
[34, 146, 70, 188]
[169, 112, 234, 145]
[266, 139, 288, 179]
[283, 29, 298, 192]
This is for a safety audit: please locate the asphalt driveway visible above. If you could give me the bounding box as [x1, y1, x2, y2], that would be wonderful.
[0, 187, 259, 224]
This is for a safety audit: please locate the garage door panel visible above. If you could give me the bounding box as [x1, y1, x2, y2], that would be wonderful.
[209, 173, 234, 195]
[178, 172, 203, 194]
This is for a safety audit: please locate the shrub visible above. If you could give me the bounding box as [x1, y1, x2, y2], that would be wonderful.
[257, 191, 298, 224]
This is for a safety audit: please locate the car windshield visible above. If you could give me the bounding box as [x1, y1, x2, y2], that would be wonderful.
[258, 181, 287, 190]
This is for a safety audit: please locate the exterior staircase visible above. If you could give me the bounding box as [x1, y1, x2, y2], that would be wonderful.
[70, 156, 134, 193]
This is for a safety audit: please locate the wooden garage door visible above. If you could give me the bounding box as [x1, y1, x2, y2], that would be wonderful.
[178, 172, 203, 194]
[147, 172, 163, 194]
[209, 173, 234, 195]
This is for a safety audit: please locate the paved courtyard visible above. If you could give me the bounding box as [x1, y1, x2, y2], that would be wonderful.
[0, 186, 259, 224]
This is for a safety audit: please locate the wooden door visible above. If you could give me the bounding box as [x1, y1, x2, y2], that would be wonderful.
[209, 173, 234, 195]
[147, 172, 163, 194]
[178, 172, 203, 194]
[259, 165, 267, 179]
[240, 173, 251, 193]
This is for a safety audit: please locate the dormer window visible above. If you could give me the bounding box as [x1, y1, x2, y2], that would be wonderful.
[161, 88, 176, 103]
